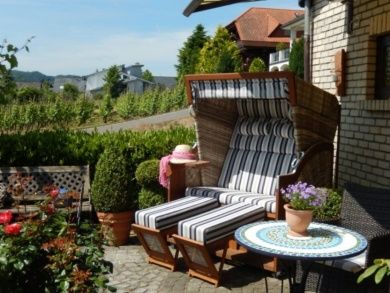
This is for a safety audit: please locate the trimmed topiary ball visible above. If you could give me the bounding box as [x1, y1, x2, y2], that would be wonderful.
[138, 188, 165, 209]
[135, 159, 160, 188]
[135, 159, 166, 209]
[91, 147, 135, 212]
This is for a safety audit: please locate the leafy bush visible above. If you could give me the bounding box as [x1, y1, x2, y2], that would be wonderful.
[62, 83, 80, 100]
[248, 57, 266, 73]
[17, 86, 43, 101]
[91, 147, 135, 212]
[138, 189, 165, 209]
[358, 259, 390, 285]
[196, 26, 242, 73]
[289, 38, 304, 78]
[99, 94, 113, 123]
[0, 205, 112, 292]
[74, 97, 94, 125]
[135, 160, 166, 209]
[313, 188, 342, 221]
[276, 42, 289, 51]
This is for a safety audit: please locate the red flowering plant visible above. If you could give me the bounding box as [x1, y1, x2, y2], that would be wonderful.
[0, 182, 115, 292]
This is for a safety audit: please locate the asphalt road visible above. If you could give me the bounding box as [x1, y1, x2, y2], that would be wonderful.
[84, 108, 190, 133]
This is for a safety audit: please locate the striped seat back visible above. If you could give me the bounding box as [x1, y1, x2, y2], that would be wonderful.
[217, 99, 296, 196]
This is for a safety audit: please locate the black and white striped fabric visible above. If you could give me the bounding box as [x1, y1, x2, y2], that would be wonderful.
[191, 78, 288, 100]
[186, 186, 276, 213]
[135, 196, 219, 230]
[216, 114, 296, 196]
[237, 99, 292, 119]
[178, 202, 265, 244]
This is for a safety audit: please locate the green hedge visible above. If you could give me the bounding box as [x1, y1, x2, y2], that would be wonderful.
[0, 126, 195, 207]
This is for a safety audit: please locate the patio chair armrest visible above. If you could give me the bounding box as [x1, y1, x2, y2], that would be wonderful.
[168, 160, 210, 202]
[365, 231, 390, 266]
[275, 142, 334, 219]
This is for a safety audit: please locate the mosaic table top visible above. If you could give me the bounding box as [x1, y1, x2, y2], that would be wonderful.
[235, 221, 367, 261]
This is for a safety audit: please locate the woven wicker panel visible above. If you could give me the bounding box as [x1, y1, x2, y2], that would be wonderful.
[294, 77, 340, 151]
[297, 149, 334, 188]
[194, 99, 237, 186]
[292, 107, 339, 151]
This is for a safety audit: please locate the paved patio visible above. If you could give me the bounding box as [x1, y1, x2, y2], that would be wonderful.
[104, 235, 290, 293]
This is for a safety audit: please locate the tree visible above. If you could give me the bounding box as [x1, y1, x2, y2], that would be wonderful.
[0, 37, 33, 103]
[248, 57, 267, 73]
[176, 24, 209, 83]
[103, 65, 125, 99]
[196, 26, 242, 73]
[142, 69, 154, 82]
[289, 38, 304, 78]
[99, 94, 113, 123]
[62, 83, 80, 100]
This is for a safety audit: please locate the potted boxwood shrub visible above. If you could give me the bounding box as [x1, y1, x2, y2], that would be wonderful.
[135, 159, 166, 209]
[91, 146, 134, 246]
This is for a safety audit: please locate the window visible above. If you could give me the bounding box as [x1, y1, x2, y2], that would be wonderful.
[376, 34, 390, 99]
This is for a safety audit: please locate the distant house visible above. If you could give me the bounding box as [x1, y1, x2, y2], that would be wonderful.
[52, 63, 176, 97]
[269, 14, 304, 71]
[226, 7, 304, 69]
[52, 76, 86, 92]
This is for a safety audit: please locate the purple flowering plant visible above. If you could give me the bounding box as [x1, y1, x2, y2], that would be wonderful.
[281, 181, 327, 210]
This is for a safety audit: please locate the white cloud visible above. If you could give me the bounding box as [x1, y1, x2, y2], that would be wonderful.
[16, 30, 191, 76]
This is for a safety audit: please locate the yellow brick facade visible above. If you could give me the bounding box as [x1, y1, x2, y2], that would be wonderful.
[311, 0, 390, 187]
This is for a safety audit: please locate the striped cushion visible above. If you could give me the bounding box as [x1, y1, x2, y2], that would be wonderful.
[186, 186, 276, 213]
[269, 118, 295, 139]
[218, 150, 295, 195]
[236, 117, 270, 136]
[178, 202, 265, 244]
[135, 196, 219, 230]
[191, 78, 288, 100]
[319, 252, 366, 273]
[230, 122, 296, 154]
[237, 99, 291, 119]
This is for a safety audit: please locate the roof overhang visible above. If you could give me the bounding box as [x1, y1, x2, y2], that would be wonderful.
[183, 0, 262, 17]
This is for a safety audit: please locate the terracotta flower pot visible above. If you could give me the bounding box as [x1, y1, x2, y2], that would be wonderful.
[284, 204, 313, 237]
[97, 211, 132, 246]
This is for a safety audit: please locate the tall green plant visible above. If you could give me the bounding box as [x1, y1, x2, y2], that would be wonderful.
[196, 26, 242, 73]
[103, 65, 124, 99]
[99, 94, 113, 123]
[91, 147, 135, 212]
[0, 38, 33, 103]
[248, 57, 266, 73]
[176, 24, 209, 83]
[289, 38, 304, 78]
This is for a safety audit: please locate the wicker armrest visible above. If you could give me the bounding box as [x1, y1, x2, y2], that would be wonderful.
[365, 231, 390, 266]
[275, 142, 334, 219]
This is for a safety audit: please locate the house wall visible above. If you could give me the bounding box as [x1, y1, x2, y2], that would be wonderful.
[311, 0, 390, 188]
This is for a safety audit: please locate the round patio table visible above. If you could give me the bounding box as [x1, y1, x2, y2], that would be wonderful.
[235, 221, 367, 293]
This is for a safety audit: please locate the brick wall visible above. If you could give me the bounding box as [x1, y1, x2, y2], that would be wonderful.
[311, 0, 390, 188]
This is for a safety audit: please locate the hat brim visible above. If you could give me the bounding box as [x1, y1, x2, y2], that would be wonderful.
[170, 158, 197, 164]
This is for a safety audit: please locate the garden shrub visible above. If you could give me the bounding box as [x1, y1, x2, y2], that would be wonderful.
[17, 86, 43, 101]
[248, 57, 266, 73]
[289, 38, 304, 78]
[0, 127, 195, 208]
[91, 146, 134, 212]
[62, 83, 80, 100]
[135, 159, 165, 209]
[313, 188, 343, 221]
[0, 206, 112, 292]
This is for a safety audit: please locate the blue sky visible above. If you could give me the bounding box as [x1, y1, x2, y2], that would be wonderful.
[1, 0, 300, 76]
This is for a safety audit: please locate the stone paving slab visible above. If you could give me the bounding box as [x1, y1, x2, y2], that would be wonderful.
[103, 236, 291, 293]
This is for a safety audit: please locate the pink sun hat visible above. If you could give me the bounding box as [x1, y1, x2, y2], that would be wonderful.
[159, 144, 197, 188]
[169, 144, 197, 164]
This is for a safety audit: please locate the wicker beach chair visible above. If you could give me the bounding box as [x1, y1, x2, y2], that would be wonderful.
[299, 183, 390, 292]
[133, 72, 340, 285]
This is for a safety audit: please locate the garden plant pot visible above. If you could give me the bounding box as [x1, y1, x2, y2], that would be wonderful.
[284, 204, 313, 237]
[97, 211, 132, 246]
